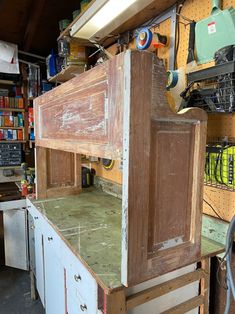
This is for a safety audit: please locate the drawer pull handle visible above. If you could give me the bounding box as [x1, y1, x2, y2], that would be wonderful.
[74, 274, 81, 282]
[48, 237, 53, 241]
[28, 205, 31, 208]
[34, 216, 38, 220]
[80, 304, 87, 311]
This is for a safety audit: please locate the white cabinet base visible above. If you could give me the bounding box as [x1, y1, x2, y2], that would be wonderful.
[2, 199, 28, 270]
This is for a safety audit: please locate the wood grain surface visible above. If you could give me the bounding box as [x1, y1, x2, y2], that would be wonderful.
[122, 51, 207, 286]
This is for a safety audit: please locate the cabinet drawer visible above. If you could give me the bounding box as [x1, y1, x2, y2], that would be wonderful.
[67, 292, 90, 314]
[62, 242, 98, 314]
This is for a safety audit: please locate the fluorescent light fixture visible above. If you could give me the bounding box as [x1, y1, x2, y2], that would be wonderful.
[70, 0, 156, 41]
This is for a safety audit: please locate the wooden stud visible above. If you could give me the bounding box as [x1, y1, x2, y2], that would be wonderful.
[35, 146, 47, 199]
[104, 290, 126, 314]
[30, 270, 37, 301]
[199, 258, 210, 314]
[161, 295, 204, 314]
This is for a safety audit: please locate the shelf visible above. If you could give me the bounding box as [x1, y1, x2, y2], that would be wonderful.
[0, 165, 21, 169]
[49, 65, 86, 83]
[0, 108, 25, 112]
[57, 0, 96, 41]
[0, 79, 15, 85]
[0, 140, 26, 143]
[0, 126, 24, 129]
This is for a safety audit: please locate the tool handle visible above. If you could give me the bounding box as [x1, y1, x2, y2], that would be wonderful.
[212, 0, 220, 12]
[187, 21, 196, 64]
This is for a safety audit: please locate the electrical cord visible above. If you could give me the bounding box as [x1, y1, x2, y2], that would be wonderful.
[216, 257, 227, 290]
[174, 1, 186, 69]
[203, 199, 223, 220]
[224, 215, 235, 314]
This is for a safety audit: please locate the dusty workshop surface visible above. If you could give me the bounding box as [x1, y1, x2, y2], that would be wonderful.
[30, 188, 225, 292]
[32, 188, 122, 291]
[201, 236, 224, 258]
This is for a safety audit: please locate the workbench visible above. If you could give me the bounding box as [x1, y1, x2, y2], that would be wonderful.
[31, 50, 214, 313]
[27, 187, 224, 313]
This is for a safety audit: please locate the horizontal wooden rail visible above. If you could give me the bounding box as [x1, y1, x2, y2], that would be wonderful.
[161, 295, 204, 314]
[126, 269, 207, 310]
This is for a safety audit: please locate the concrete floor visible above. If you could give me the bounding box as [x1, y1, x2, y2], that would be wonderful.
[0, 266, 44, 314]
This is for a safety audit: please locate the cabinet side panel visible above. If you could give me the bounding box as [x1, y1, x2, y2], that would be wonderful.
[123, 50, 207, 286]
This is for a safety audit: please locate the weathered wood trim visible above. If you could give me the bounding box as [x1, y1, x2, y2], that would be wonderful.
[126, 269, 206, 310]
[104, 257, 210, 314]
[161, 295, 204, 314]
[105, 290, 126, 314]
[121, 50, 131, 286]
[199, 258, 210, 314]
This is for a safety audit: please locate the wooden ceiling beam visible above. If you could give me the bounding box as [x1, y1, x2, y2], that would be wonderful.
[23, 0, 46, 52]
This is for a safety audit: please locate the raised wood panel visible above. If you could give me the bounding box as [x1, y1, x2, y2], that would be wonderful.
[36, 147, 81, 199]
[148, 122, 194, 254]
[46, 149, 75, 188]
[40, 84, 108, 141]
[122, 51, 207, 286]
[34, 53, 125, 159]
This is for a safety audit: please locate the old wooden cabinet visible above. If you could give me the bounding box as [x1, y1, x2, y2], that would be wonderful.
[34, 50, 207, 288]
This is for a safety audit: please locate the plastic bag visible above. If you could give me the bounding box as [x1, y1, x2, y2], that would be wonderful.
[0, 40, 19, 74]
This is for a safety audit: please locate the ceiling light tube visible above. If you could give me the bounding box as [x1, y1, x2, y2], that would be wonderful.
[70, 0, 156, 42]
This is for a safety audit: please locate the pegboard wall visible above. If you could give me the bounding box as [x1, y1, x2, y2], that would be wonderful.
[207, 114, 235, 139]
[179, 0, 235, 221]
[91, 160, 122, 185]
[204, 186, 235, 222]
[176, 0, 234, 68]
[105, 0, 235, 203]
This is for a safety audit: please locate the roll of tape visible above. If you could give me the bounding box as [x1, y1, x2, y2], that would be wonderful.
[166, 70, 179, 90]
[136, 28, 153, 50]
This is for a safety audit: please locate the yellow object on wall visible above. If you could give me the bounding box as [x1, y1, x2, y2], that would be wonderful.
[91, 160, 122, 185]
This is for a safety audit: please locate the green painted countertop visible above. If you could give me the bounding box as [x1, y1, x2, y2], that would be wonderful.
[31, 188, 225, 292]
[32, 188, 122, 292]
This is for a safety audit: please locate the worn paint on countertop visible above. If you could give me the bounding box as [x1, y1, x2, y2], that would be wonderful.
[30, 188, 225, 292]
[32, 188, 122, 291]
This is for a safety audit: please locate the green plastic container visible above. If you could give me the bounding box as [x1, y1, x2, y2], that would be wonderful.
[73, 10, 80, 20]
[195, 0, 235, 64]
[59, 19, 71, 32]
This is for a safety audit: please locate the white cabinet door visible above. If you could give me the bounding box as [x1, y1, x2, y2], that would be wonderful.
[27, 199, 45, 306]
[34, 216, 45, 307]
[67, 292, 87, 314]
[44, 232, 66, 314]
[2, 199, 28, 270]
